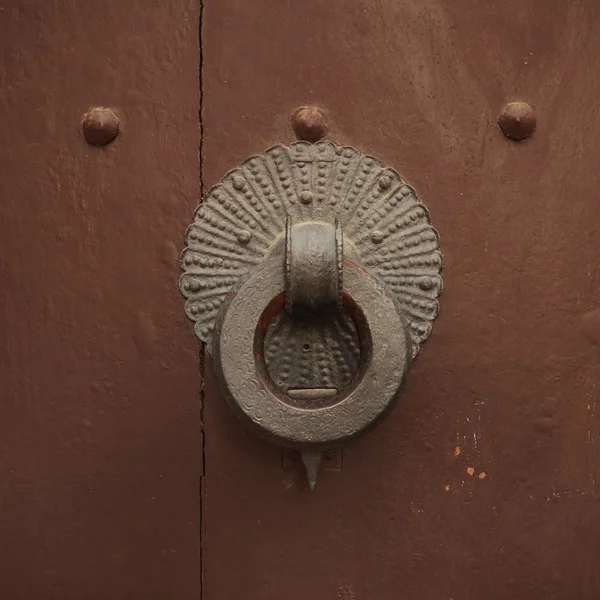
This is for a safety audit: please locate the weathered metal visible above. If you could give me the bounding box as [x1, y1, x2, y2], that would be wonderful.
[199, 1, 600, 596]
[210, 251, 411, 446]
[180, 142, 442, 360]
[1, 3, 201, 597]
[180, 141, 443, 489]
[285, 219, 342, 314]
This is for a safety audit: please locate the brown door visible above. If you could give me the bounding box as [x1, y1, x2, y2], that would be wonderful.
[2, 1, 600, 599]
[1, 2, 201, 599]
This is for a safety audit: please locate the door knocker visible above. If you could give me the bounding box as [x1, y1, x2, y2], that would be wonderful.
[180, 140, 443, 491]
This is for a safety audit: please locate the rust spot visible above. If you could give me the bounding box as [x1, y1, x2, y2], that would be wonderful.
[466, 467, 475, 476]
[336, 583, 356, 600]
[479, 471, 487, 480]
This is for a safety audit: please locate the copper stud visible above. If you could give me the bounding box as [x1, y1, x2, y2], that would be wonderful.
[290, 106, 328, 143]
[498, 101, 536, 141]
[82, 107, 120, 146]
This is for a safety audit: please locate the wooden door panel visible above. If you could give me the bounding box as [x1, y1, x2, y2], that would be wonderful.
[202, 1, 600, 598]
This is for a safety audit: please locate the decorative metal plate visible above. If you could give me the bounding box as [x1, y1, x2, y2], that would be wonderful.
[180, 141, 442, 390]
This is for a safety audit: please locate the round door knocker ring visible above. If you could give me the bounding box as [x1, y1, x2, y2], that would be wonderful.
[212, 256, 411, 449]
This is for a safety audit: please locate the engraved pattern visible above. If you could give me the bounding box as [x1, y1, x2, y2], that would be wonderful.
[180, 141, 443, 372]
[264, 311, 359, 392]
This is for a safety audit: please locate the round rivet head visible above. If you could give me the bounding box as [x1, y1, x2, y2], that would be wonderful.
[498, 101, 536, 141]
[237, 230, 251, 245]
[371, 230, 384, 244]
[299, 191, 313, 205]
[378, 175, 392, 190]
[82, 107, 119, 146]
[290, 106, 328, 143]
[232, 176, 246, 191]
[418, 276, 434, 291]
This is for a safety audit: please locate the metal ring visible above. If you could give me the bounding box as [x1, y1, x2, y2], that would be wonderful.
[212, 256, 411, 448]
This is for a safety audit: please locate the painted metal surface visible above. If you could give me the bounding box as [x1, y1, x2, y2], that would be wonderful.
[2, 0, 600, 599]
[201, 0, 600, 598]
[0, 2, 201, 599]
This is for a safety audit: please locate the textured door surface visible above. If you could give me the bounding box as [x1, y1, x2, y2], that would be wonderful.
[201, 1, 600, 599]
[0, 2, 201, 599]
[3, 1, 600, 600]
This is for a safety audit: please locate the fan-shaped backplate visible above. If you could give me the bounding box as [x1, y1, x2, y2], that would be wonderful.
[180, 141, 442, 392]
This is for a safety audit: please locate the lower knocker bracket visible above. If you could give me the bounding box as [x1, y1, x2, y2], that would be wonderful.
[179, 141, 443, 493]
